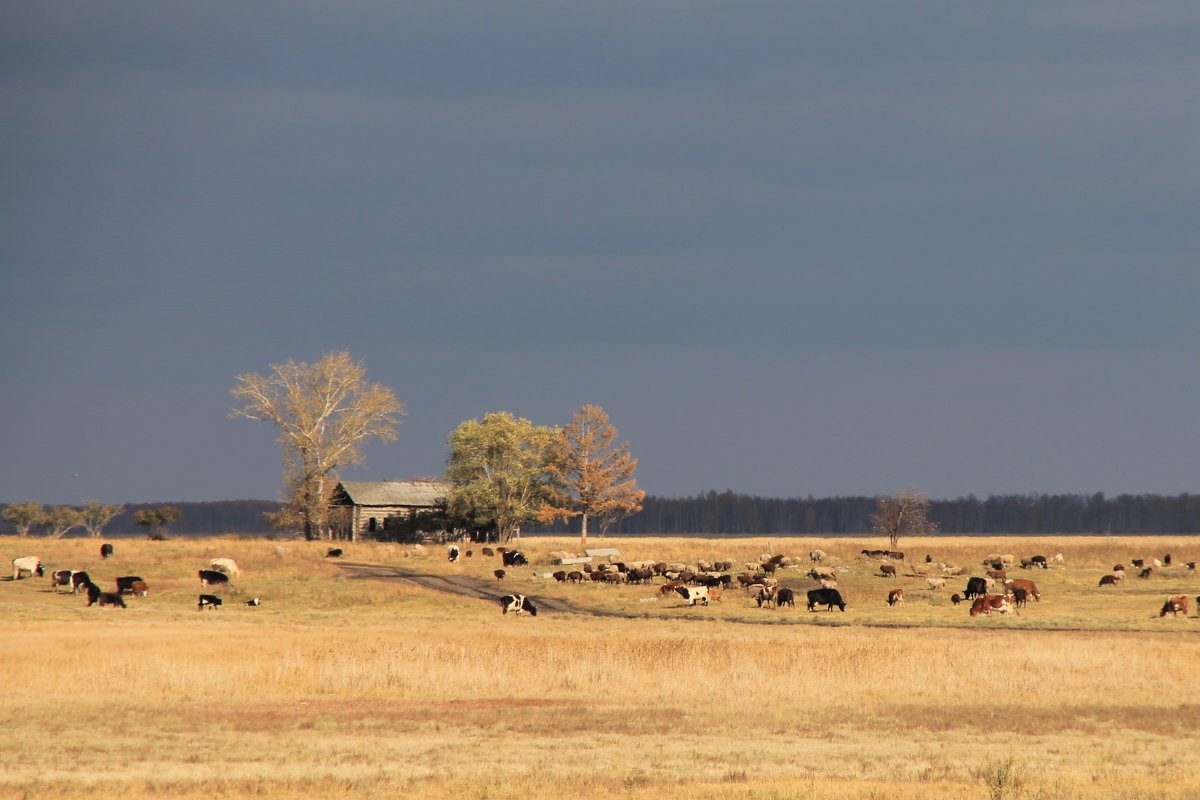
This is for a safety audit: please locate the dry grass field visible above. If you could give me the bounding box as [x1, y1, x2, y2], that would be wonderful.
[2, 534, 1198, 800]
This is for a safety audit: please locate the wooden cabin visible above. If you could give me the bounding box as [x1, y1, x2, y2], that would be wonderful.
[329, 480, 451, 541]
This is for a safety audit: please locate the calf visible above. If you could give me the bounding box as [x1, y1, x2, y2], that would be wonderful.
[806, 587, 846, 612]
[100, 543, 114, 559]
[499, 594, 538, 616]
[494, 569, 506, 581]
[887, 588, 904, 607]
[198, 594, 222, 611]
[879, 564, 897, 578]
[1138, 567, 1153, 579]
[198, 569, 229, 588]
[481, 547, 495, 557]
[776, 587, 796, 608]
[950, 593, 963, 605]
[552, 570, 567, 583]
[326, 548, 343, 558]
[1159, 596, 1189, 617]
[128, 580, 149, 597]
[1098, 574, 1119, 587]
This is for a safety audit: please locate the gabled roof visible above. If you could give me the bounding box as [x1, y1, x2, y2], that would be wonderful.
[332, 480, 450, 508]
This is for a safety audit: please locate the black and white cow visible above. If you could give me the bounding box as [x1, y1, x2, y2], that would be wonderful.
[51, 569, 80, 592]
[499, 594, 537, 616]
[198, 569, 229, 588]
[198, 594, 223, 611]
[675, 585, 717, 606]
[502, 550, 528, 567]
[448, 545, 460, 563]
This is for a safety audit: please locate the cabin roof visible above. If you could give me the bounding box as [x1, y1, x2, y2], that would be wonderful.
[332, 480, 450, 508]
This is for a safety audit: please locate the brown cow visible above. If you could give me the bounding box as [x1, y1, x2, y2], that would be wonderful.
[1098, 574, 1119, 587]
[660, 580, 686, 597]
[969, 594, 1010, 617]
[986, 569, 1007, 582]
[1006, 578, 1041, 602]
[1159, 596, 1190, 617]
[887, 588, 904, 607]
[879, 564, 897, 578]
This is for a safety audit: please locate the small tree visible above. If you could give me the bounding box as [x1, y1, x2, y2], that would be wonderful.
[134, 506, 181, 539]
[871, 487, 938, 548]
[538, 404, 645, 550]
[2, 500, 45, 537]
[45, 506, 84, 539]
[79, 500, 125, 539]
[445, 412, 558, 543]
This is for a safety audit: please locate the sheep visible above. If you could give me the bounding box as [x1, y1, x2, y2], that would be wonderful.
[926, 577, 947, 590]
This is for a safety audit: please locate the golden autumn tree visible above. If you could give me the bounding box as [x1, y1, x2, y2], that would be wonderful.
[539, 404, 644, 550]
[230, 352, 404, 539]
[871, 486, 938, 548]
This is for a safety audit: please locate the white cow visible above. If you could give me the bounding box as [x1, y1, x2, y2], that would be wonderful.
[12, 556, 43, 580]
[209, 558, 241, 577]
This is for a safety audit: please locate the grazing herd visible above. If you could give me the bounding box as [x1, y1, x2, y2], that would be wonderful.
[9, 541, 1199, 627]
[6, 545, 258, 613]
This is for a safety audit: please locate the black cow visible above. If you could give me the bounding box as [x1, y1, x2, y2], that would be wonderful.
[806, 587, 846, 612]
[502, 550, 528, 567]
[97, 591, 126, 609]
[84, 582, 101, 605]
[1098, 575, 1119, 587]
[198, 594, 222, 611]
[115, 576, 145, 594]
[1164, 554, 1172, 566]
[494, 569, 506, 581]
[964, 577, 988, 600]
[199, 569, 229, 588]
[1139, 567, 1153, 579]
[499, 594, 537, 616]
[950, 593, 963, 605]
[776, 587, 796, 608]
[100, 543, 114, 559]
[326, 548, 343, 558]
[1010, 586, 1029, 608]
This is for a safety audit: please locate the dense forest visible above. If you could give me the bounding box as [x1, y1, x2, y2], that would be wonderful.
[532, 491, 1200, 536]
[3, 492, 1200, 537]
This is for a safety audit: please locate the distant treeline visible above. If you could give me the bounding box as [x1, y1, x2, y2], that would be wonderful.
[0, 500, 282, 537]
[5, 492, 1200, 537]
[534, 491, 1200, 536]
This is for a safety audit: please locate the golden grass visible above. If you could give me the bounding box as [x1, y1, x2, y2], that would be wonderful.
[2, 534, 1198, 799]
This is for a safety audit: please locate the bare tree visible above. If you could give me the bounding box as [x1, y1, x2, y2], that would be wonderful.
[2, 500, 45, 537]
[231, 352, 404, 540]
[871, 487, 938, 548]
[79, 500, 125, 539]
[538, 404, 644, 551]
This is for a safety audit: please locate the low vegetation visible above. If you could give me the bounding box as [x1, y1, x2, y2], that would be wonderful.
[2, 534, 1197, 799]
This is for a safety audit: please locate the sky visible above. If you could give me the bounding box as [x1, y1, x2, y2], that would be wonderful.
[3, 2, 1200, 506]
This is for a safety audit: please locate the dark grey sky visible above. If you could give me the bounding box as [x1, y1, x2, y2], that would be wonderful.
[3, 2, 1199, 505]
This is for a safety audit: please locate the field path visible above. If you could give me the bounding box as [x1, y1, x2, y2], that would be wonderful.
[337, 562, 620, 616]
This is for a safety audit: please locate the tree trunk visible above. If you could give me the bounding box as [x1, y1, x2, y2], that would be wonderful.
[579, 512, 589, 552]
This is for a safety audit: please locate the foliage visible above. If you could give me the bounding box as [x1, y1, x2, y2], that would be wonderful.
[133, 505, 181, 539]
[444, 412, 558, 543]
[230, 351, 404, 539]
[44, 505, 84, 539]
[2, 499, 45, 537]
[871, 487, 938, 547]
[538, 404, 644, 549]
[79, 500, 125, 538]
